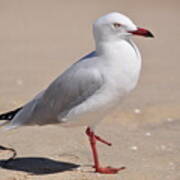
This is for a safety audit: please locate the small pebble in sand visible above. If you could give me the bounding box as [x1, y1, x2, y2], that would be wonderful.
[160, 145, 166, 150]
[145, 132, 151, 136]
[133, 108, 141, 114]
[130, 146, 138, 151]
[76, 167, 83, 171]
[169, 162, 174, 166]
[16, 79, 23, 86]
[168, 162, 175, 170]
[167, 117, 174, 122]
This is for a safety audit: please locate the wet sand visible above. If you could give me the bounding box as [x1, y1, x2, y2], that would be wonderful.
[0, 0, 180, 179]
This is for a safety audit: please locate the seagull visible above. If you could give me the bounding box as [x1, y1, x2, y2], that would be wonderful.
[0, 12, 154, 174]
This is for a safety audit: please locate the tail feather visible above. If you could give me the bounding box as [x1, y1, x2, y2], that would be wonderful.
[0, 107, 23, 121]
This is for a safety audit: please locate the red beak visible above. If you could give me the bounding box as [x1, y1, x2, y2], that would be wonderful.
[129, 27, 154, 38]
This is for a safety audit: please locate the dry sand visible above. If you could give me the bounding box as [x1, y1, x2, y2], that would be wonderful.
[0, 0, 180, 179]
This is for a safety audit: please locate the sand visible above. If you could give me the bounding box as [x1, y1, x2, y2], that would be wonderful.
[0, 0, 180, 179]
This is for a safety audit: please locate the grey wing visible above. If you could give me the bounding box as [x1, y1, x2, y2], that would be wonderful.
[8, 58, 104, 127]
[43, 61, 104, 121]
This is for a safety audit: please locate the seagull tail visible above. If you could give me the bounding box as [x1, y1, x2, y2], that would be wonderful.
[0, 107, 23, 121]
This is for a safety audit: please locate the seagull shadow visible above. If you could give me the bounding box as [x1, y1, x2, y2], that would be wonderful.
[0, 157, 80, 175]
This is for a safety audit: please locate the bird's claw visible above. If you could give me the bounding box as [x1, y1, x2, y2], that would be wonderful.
[95, 166, 126, 174]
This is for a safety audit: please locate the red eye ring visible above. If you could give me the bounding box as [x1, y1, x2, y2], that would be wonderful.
[113, 23, 121, 28]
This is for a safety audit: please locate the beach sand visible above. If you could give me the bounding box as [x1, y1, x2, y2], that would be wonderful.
[0, 0, 180, 179]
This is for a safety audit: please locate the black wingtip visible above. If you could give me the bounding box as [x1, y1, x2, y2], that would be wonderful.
[0, 107, 23, 121]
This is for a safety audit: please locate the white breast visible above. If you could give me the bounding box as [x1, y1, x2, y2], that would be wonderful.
[101, 39, 141, 94]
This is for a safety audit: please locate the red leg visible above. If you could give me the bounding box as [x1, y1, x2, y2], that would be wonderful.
[85, 127, 126, 174]
[86, 127, 112, 146]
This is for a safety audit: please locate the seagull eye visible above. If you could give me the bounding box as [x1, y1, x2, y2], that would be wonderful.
[113, 23, 121, 28]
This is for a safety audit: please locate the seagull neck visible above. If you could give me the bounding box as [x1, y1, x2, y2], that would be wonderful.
[95, 38, 134, 56]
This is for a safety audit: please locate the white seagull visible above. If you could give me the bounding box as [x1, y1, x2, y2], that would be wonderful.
[0, 12, 153, 174]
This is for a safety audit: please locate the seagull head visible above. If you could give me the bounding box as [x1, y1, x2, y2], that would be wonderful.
[93, 12, 154, 42]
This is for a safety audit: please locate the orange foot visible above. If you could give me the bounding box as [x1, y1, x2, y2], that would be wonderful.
[95, 166, 126, 174]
